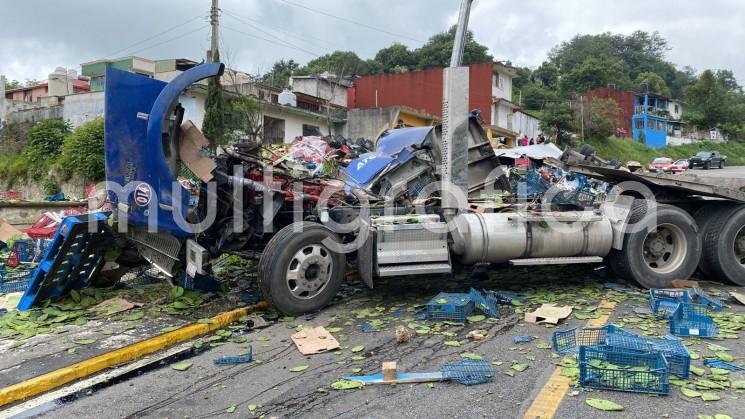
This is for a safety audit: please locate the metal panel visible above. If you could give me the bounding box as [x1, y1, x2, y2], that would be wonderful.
[441, 66, 470, 211]
[509, 257, 604, 266]
[378, 262, 452, 277]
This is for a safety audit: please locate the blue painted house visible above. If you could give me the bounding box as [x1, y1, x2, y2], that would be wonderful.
[632, 93, 670, 148]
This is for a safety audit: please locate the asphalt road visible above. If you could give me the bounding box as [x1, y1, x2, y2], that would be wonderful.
[8, 265, 742, 419]
[683, 165, 745, 178]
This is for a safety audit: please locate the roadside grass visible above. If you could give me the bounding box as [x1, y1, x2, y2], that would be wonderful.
[583, 136, 745, 166]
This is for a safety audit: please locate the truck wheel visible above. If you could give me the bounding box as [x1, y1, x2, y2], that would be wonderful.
[700, 204, 745, 285]
[719, 160, 724, 169]
[704, 162, 710, 170]
[258, 222, 345, 315]
[694, 203, 736, 279]
[611, 204, 700, 288]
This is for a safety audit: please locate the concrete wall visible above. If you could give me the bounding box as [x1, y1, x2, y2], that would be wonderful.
[63, 91, 104, 128]
[0, 201, 86, 228]
[5, 106, 63, 124]
[291, 78, 347, 107]
[346, 107, 398, 141]
[1, 177, 87, 202]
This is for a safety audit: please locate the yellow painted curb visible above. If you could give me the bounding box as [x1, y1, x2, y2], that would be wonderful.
[0, 301, 269, 408]
[523, 300, 617, 419]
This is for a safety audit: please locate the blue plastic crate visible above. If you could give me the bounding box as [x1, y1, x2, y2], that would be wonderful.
[468, 288, 499, 318]
[425, 292, 475, 323]
[649, 288, 691, 318]
[0, 268, 33, 293]
[579, 345, 670, 395]
[442, 359, 494, 385]
[606, 334, 690, 379]
[552, 324, 630, 354]
[691, 288, 723, 311]
[11, 239, 52, 263]
[670, 303, 717, 338]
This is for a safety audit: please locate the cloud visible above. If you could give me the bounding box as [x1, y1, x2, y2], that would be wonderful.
[0, 0, 742, 83]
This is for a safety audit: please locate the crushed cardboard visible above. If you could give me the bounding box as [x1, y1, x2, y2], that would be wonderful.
[524, 304, 573, 324]
[672, 279, 699, 289]
[179, 121, 216, 182]
[291, 326, 340, 355]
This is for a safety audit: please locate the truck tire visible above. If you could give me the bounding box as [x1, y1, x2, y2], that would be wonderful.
[610, 203, 701, 288]
[694, 203, 736, 279]
[704, 162, 710, 170]
[258, 222, 345, 315]
[719, 160, 724, 169]
[699, 204, 745, 285]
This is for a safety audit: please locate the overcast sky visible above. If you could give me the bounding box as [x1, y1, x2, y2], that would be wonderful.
[1, 0, 743, 83]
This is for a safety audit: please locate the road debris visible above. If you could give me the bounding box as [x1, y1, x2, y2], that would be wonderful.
[395, 325, 413, 344]
[214, 346, 253, 365]
[291, 326, 340, 355]
[524, 303, 572, 324]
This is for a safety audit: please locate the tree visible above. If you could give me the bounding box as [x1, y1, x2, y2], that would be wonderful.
[4, 79, 20, 90]
[24, 119, 71, 177]
[684, 69, 728, 129]
[57, 118, 105, 181]
[559, 57, 630, 95]
[225, 95, 262, 143]
[635, 71, 671, 96]
[375, 43, 416, 74]
[261, 59, 300, 89]
[716, 69, 742, 93]
[413, 26, 493, 70]
[540, 102, 576, 146]
[203, 50, 225, 151]
[520, 82, 559, 111]
[582, 97, 621, 140]
[302, 51, 372, 77]
[532, 62, 559, 89]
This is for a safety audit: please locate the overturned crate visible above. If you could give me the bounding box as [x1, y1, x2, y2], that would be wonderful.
[425, 292, 475, 323]
[669, 303, 717, 338]
[552, 324, 631, 354]
[605, 334, 690, 379]
[649, 288, 690, 318]
[579, 345, 670, 395]
[0, 268, 33, 294]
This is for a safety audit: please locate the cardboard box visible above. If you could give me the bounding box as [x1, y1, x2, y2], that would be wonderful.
[179, 121, 216, 182]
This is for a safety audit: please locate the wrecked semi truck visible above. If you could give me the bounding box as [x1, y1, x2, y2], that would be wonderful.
[46, 60, 741, 317]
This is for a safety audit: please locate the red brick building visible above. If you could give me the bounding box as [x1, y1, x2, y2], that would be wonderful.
[347, 62, 518, 132]
[585, 86, 635, 136]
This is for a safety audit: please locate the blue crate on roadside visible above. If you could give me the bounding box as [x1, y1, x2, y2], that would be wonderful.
[649, 288, 691, 318]
[468, 288, 499, 318]
[579, 345, 670, 395]
[0, 268, 33, 293]
[425, 292, 475, 323]
[552, 324, 631, 354]
[691, 288, 723, 312]
[606, 333, 690, 379]
[670, 303, 717, 338]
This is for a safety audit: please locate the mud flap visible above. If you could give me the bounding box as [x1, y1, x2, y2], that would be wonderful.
[357, 228, 375, 288]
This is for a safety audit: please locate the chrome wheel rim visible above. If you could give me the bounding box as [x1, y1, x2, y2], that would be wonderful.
[286, 244, 333, 299]
[642, 223, 687, 274]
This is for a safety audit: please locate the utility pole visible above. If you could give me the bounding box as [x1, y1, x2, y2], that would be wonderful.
[208, 0, 219, 63]
[580, 95, 585, 141]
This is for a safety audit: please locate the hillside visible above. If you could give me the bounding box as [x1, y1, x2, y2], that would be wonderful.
[583, 137, 745, 166]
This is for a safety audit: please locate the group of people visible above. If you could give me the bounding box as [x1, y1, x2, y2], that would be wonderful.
[517, 133, 546, 147]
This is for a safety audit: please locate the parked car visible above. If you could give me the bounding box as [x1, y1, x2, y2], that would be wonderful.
[689, 151, 726, 169]
[668, 159, 689, 174]
[649, 157, 674, 173]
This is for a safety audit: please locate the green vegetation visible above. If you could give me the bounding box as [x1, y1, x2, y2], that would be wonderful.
[584, 136, 745, 166]
[0, 118, 105, 189]
[261, 26, 493, 87]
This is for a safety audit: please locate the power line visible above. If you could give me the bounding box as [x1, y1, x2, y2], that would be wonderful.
[222, 25, 320, 58]
[221, 9, 338, 50]
[126, 25, 211, 57]
[222, 13, 322, 56]
[275, 0, 424, 43]
[101, 14, 207, 59]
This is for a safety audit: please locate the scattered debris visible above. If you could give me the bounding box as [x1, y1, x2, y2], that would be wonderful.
[291, 326, 340, 355]
[171, 362, 194, 371]
[524, 303, 572, 324]
[585, 398, 624, 412]
[89, 297, 143, 317]
[214, 346, 253, 365]
[672, 279, 700, 289]
[513, 335, 534, 344]
[703, 358, 745, 372]
[395, 325, 413, 344]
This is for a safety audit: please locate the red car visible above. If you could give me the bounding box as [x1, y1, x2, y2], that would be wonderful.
[668, 159, 689, 174]
[649, 157, 673, 173]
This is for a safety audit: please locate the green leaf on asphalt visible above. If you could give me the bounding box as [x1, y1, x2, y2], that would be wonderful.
[171, 362, 193, 371]
[466, 315, 485, 322]
[67, 348, 76, 355]
[536, 341, 551, 349]
[330, 379, 364, 390]
[714, 415, 733, 419]
[327, 327, 343, 333]
[711, 368, 729, 376]
[732, 380, 745, 390]
[290, 365, 309, 372]
[197, 318, 214, 324]
[444, 340, 461, 347]
[352, 368, 362, 373]
[248, 404, 257, 412]
[122, 310, 144, 321]
[702, 392, 721, 402]
[690, 366, 706, 376]
[350, 355, 365, 361]
[698, 416, 715, 419]
[73, 338, 96, 345]
[70, 289, 81, 303]
[511, 363, 529, 372]
[350, 345, 365, 353]
[460, 353, 483, 360]
[226, 405, 236, 413]
[716, 352, 734, 362]
[681, 387, 702, 398]
[586, 398, 624, 411]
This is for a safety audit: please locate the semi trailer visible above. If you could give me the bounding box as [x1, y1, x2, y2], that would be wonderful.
[17, 1, 745, 315]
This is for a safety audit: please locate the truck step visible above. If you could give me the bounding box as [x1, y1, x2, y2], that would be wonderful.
[509, 256, 604, 266]
[378, 263, 452, 277]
